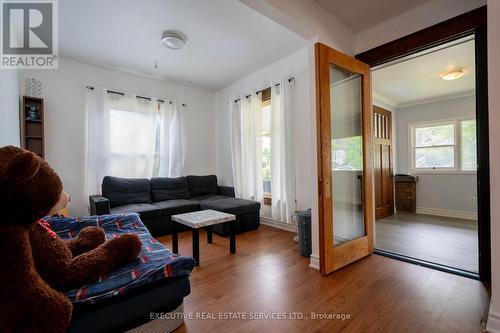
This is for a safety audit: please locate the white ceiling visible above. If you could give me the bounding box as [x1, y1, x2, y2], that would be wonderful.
[59, 0, 308, 90]
[315, 0, 430, 33]
[373, 38, 476, 108]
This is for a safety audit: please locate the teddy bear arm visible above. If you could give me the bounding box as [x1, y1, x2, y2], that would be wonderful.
[65, 226, 106, 257]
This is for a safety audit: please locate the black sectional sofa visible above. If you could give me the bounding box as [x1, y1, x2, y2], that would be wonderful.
[89, 175, 261, 237]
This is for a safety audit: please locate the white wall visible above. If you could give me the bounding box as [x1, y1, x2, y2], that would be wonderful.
[355, 0, 486, 53]
[487, 1, 500, 331]
[17, 58, 216, 216]
[0, 71, 20, 147]
[215, 46, 313, 213]
[394, 95, 477, 214]
[241, 0, 355, 54]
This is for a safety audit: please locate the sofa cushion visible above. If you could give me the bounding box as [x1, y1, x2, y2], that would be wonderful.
[154, 199, 200, 216]
[200, 198, 261, 215]
[151, 177, 191, 202]
[102, 176, 152, 207]
[192, 195, 229, 204]
[186, 175, 218, 197]
[110, 203, 161, 219]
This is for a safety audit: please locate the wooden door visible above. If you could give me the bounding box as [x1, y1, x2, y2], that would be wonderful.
[373, 106, 394, 220]
[315, 43, 374, 275]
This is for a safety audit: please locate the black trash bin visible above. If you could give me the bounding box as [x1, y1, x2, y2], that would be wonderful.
[297, 209, 311, 257]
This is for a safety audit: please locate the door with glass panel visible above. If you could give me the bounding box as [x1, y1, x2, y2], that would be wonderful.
[315, 43, 374, 274]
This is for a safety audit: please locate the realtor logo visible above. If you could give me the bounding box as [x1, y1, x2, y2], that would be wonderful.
[1, 0, 58, 69]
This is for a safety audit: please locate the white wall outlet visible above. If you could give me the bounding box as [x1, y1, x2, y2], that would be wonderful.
[468, 196, 477, 205]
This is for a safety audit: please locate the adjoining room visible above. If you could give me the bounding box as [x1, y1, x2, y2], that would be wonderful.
[371, 37, 479, 274]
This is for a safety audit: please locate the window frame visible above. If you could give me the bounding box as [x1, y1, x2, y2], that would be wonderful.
[409, 117, 476, 175]
[261, 97, 272, 201]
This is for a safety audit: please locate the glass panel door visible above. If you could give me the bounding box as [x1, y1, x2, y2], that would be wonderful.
[315, 43, 374, 275]
[330, 65, 365, 246]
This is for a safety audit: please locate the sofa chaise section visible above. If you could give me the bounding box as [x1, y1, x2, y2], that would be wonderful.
[185, 175, 260, 235]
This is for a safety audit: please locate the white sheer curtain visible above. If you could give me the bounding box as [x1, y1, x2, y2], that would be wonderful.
[270, 80, 296, 223]
[233, 93, 263, 202]
[230, 101, 242, 198]
[157, 101, 184, 177]
[84, 88, 109, 202]
[84, 89, 157, 201]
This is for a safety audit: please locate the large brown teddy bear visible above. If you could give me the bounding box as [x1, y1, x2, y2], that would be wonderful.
[0, 146, 143, 332]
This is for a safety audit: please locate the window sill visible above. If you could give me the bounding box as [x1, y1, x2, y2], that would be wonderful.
[411, 170, 477, 175]
[263, 196, 272, 206]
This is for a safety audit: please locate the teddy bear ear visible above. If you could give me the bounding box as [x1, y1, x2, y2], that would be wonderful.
[9, 151, 42, 182]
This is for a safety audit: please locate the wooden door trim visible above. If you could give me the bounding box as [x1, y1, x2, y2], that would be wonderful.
[315, 43, 332, 274]
[332, 236, 370, 271]
[315, 43, 374, 275]
[355, 6, 486, 67]
[355, 7, 490, 281]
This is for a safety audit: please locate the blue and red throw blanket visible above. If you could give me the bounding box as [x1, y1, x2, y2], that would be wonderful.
[44, 213, 195, 305]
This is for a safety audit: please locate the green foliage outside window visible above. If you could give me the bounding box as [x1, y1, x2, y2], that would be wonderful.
[332, 136, 363, 170]
[461, 120, 477, 171]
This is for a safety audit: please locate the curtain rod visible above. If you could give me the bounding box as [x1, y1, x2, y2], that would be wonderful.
[233, 77, 294, 103]
[85, 86, 179, 105]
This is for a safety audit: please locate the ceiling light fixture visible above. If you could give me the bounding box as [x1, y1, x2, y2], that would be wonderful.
[161, 31, 186, 50]
[441, 69, 466, 81]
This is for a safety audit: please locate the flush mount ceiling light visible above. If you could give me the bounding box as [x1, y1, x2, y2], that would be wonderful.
[441, 69, 466, 81]
[161, 31, 186, 50]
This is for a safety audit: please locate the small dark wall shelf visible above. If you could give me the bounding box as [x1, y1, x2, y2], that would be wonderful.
[21, 96, 45, 159]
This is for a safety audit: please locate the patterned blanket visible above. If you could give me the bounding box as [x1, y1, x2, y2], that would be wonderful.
[44, 213, 195, 305]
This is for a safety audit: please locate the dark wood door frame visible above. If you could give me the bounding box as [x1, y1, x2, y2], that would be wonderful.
[356, 5, 490, 282]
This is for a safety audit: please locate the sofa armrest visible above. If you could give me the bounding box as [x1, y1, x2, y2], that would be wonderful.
[89, 195, 111, 215]
[218, 186, 235, 198]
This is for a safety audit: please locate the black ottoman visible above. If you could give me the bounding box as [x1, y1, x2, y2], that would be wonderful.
[200, 198, 261, 236]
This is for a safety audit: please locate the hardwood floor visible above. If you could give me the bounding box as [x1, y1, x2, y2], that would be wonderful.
[376, 214, 478, 272]
[157, 225, 488, 333]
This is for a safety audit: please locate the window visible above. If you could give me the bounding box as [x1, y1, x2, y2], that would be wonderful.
[107, 96, 164, 178]
[109, 107, 158, 177]
[261, 90, 272, 197]
[332, 136, 363, 170]
[410, 118, 476, 173]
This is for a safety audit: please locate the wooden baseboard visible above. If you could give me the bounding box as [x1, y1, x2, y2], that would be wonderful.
[309, 254, 320, 271]
[259, 217, 296, 233]
[416, 207, 477, 221]
[487, 306, 500, 333]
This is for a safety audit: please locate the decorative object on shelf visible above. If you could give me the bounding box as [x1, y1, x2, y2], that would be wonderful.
[25, 104, 41, 121]
[21, 96, 45, 159]
[24, 78, 42, 98]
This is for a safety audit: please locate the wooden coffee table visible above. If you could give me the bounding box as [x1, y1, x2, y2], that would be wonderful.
[171, 210, 236, 266]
